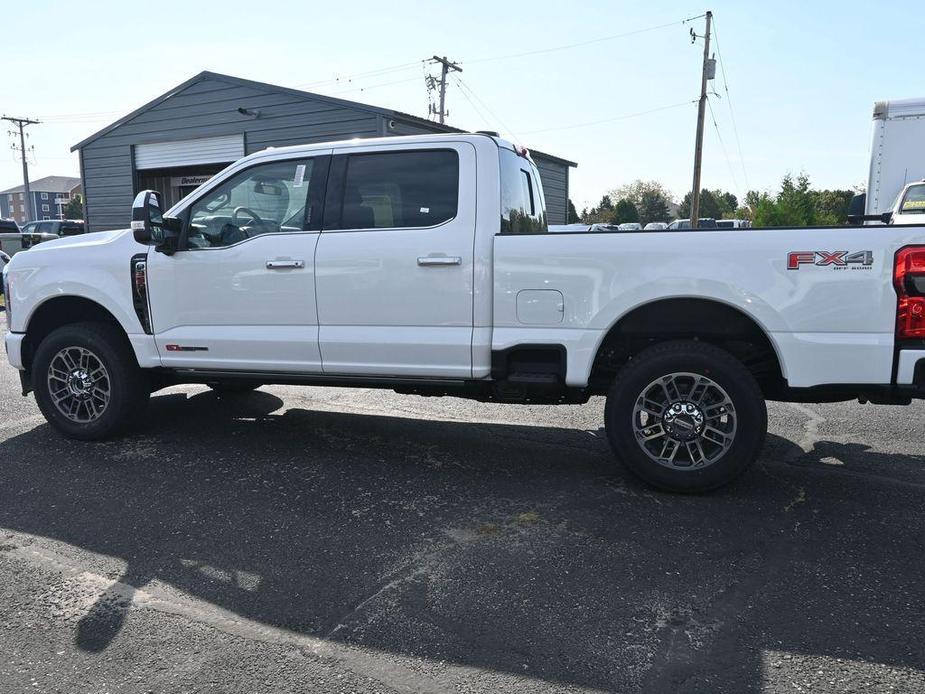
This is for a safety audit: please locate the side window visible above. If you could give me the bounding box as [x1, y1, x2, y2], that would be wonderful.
[36, 222, 55, 234]
[186, 158, 317, 249]
[900, 184, 925, 215]
[340, 150, 458, 230]
[500, 149, 547, 234]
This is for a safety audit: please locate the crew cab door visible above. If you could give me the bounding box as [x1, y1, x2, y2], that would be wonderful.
[314, 142, 476, 377]
[145, 153, 330, 372]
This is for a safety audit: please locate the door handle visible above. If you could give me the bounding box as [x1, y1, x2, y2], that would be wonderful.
[266, 259, 305, 269]
[417, 256, 462, 266]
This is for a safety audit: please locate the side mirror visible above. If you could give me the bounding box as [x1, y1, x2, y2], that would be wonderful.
[131, 190, 180, 254]
[880, 211, 893, 225]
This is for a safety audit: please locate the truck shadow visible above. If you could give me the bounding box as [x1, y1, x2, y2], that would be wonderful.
[0, 388, 923, 692]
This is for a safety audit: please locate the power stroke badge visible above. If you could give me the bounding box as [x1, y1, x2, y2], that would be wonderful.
[787, 250, 874, 271]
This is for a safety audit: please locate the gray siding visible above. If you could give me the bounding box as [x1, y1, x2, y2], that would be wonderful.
[533, 156, 568, 225]
[78, 74, 572, 230]
[80, 77, 380, 231]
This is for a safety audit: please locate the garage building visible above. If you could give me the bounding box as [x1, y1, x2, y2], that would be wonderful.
[71, 71, 575, 231]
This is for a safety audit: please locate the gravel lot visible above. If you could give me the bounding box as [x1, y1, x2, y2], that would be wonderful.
[1, 323, 923, 693]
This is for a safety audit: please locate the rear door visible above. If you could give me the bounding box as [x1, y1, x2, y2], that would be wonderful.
[314, 142, 476, 377]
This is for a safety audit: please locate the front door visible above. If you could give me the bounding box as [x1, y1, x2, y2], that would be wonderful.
[146, 154, 330, 372]
[314, 143, 476, 378]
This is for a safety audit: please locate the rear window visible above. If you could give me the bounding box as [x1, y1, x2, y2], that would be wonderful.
[716, 220, 734, 228]
[500, 149, 547, 234]
[341, 150, 458, 230]
[900, 184, 925, 214]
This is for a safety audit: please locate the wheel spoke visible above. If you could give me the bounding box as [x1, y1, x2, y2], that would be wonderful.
[632, 371, 738, 472]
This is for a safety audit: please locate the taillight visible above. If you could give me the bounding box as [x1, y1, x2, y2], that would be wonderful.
[894, 246, 925, 340]
[130, 254, 152, 334]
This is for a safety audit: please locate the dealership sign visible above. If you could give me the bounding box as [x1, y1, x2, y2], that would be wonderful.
[171, 175, 213, 188]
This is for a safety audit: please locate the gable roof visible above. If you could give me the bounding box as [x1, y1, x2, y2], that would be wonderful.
[70, 71, 576, 167]
[1, 175, 81, 195]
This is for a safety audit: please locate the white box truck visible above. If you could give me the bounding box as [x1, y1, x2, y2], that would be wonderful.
[866, 98, 925, 215]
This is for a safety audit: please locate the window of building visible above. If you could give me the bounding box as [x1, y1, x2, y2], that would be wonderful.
[42, 216, 51, 221]
[18, 193, 23, 201]
[41, 204, 49, 212]
[41, 192, 48, 200]
[340, 150, 459, 230]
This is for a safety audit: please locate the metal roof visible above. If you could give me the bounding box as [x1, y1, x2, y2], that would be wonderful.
[70, 71, 576, 167]
[0, 175, 81, 195]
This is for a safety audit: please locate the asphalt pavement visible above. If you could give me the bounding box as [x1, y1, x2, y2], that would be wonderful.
[0, 323, 923, 693]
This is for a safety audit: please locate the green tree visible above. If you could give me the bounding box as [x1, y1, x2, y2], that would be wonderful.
[711, 190, 738, 218]
[752, 173, 824, 227]
[582, 194, 616, 223]
[609, 180, 673, 226]
[811, 189, 854, 225]
[637, 190, 670, 225]
[613, 199, 640, 224]
[63, 194, 83, 219]
[678, 189, 723, 221]
[567, 199, 580, 223]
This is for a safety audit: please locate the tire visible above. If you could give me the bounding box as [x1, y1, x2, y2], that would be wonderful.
[207, 381, 262, 395]
[32, 322, 149, 441]
[604, 340, 767, 493]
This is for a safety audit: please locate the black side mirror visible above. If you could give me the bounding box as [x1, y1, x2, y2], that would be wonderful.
[131, 190, 180, 254]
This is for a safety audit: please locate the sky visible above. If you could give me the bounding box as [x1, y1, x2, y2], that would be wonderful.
[1, 0, 923, 212]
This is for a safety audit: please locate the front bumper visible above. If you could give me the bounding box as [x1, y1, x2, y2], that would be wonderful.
[4, 331, 24, 370]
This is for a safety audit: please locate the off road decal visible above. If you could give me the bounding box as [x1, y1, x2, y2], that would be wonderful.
[787, 251, 873, 271]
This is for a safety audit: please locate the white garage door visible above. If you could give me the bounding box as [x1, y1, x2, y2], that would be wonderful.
[134, 134, 244, 170]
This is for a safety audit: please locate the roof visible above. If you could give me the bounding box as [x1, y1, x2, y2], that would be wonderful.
[0, 175, 81, 195]
[71, 71, 576, 167]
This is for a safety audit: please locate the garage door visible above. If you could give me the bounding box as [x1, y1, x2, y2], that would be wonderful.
[134, 134, 244, 170]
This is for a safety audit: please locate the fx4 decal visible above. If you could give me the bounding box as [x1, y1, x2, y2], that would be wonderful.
[787, 250, 874, 271]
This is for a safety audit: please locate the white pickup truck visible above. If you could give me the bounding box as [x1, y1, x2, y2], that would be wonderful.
[4, 134, 925, 492]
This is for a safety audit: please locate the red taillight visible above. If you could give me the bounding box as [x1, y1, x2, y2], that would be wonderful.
[894, 246, 925, 339]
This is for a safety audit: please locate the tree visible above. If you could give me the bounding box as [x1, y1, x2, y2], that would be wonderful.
[609, 180, 673, 225]
[711, 190, 738, 218]
[581, 194, 616, 223]
[811, 189, 854, 225]
[752, 173, 826, 227]
[637, 190, 670, 225]
[63, 194, 83, 219]
[613, 199, 639, 224]
[567, 199, 580, 223]
[678, 189, 723, 221]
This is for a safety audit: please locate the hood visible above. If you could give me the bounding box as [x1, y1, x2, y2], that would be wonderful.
[25, 228, 133, 252]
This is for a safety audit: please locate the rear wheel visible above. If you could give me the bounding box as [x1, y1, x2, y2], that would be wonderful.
[604, 340, 767, 493]
[32, 322, 149, 440]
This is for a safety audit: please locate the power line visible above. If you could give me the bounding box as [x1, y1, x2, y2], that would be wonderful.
[706, 96, 742, 198]
[520, 99, 697, 135]
[449, 76, 493, 130]
[453, 77, 522, 144]
[463, 15, 704, 66]
[293, 61, 423, 90]
[2, 115, 40, 221]
[710, 18, 750, 190]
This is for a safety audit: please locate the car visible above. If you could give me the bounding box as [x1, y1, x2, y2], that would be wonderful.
[20, 219, 86, 249]
[643, 222, 668, 231]
[667, 218, 718, 230]
[889, 180, 925, 225]
[548, 223, 592, 233]
[716, 219, 750, 229]
[617, 222, 643, 231]
[6, 132, 925, 494]
[0, 250, 9, 293]
[0, 219, 24, 256]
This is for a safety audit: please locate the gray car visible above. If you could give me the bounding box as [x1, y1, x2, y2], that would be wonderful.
[20, 219, 85, 249]
[0, 219, 23, 256]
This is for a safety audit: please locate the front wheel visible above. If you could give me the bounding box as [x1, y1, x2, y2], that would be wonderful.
[604, 340, 767, 493]
[32, 322, 149, 441]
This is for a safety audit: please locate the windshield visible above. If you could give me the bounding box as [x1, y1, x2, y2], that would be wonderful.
[899, 184, 925, 214]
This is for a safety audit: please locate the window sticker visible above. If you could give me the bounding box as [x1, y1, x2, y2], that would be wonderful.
[293, 164, 306, 188]
[420, 206, 430, 214]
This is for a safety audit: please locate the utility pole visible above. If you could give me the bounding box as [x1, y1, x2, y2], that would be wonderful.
[3, 115, 40, 222]
[689, 11, 713, 229]
[429, 56, 462, 124]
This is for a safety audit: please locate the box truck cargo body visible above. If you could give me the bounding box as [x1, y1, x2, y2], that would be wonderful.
[867, 98, 925, 215]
